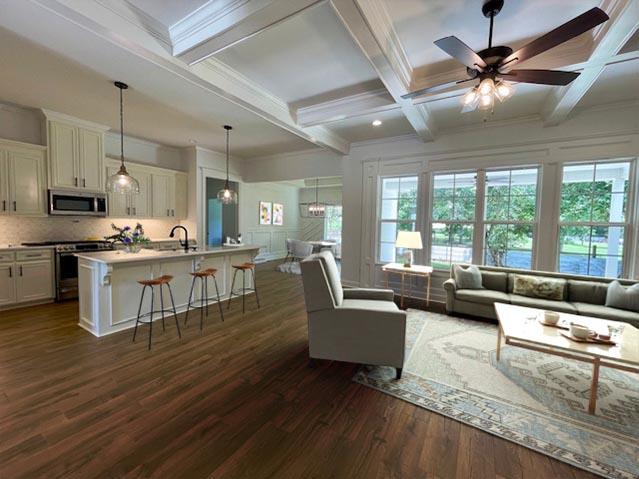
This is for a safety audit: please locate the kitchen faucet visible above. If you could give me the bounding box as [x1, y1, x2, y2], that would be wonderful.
[169, 225, 191, 252]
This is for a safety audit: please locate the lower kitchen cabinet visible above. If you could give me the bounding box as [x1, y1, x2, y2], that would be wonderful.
[0, 264, 16, 306]
[16, 260, 54, 302]
[0, 249, 55, 309]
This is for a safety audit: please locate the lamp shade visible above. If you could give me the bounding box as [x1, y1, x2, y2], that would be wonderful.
[395, 231, 423, 250]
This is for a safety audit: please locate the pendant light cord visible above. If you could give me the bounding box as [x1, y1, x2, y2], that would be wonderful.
[119, 86, 125, 168]
[226, 127, 230, 183]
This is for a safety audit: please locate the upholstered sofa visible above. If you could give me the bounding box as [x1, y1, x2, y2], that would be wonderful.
[443, 265, 639, 327]
[300, 251, 406, 379]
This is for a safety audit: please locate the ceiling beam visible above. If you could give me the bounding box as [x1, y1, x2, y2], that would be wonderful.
[172, 0, 324, 65]
[296, 87, 398, 126]
[329, 0, 436, 141]
[542, 0, 639, 126]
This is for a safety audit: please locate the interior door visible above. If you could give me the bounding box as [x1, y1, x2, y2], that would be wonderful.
[16, 260, 53, 302]
[78, 128, 103, 191]
[8, 149, 43, 215]
[49, 121, 78, 189]
[0, 264, 16, 305]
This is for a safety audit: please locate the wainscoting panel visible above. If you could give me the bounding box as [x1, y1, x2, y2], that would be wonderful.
[245, 228, 301, 262]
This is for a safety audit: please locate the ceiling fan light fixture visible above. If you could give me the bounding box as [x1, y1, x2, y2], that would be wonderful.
[462, 88, 478, 106]
[495, 80, 515, 101]
[478, 77, 495, 96]
[478, 93, 494, 110]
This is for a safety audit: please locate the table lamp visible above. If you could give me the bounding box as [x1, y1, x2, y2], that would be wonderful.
[395, 231, 423, 267]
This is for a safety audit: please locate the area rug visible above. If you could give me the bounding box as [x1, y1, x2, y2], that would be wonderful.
[276, 261, 301, 275]
[353, 311, 639, 479]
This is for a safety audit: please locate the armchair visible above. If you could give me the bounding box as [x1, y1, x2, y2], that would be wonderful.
[300, 251, 406, 379]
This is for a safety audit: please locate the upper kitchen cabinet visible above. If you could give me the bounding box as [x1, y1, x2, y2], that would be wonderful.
[42, 110, 109, 192]
[151, 171, 187, 219]
[0, 139, 47, 216]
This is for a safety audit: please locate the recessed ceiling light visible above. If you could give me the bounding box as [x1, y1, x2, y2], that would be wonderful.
[372, 119, 382, 126]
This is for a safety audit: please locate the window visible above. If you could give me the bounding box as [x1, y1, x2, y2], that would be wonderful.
[559, 161, 631, 277]
[483, 168, 538, 269]
[378, 176, 418, 263]
[430, 172, 476, 269]
[324, 205, 342, 243]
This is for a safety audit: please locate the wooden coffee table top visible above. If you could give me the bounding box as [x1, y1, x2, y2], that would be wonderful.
[494, 302, 639, 367]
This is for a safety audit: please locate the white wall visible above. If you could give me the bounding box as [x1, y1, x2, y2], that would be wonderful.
[104, 132, 185, 170]
[0, 102, 42, 145]
[242, 148, 343, 182]
[341, 101, 639, 299]
[239, 182, 301, 261]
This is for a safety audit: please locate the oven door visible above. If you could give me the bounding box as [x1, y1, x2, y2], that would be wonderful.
[56, 252, 79, 301]
[49, 190, 107, 216]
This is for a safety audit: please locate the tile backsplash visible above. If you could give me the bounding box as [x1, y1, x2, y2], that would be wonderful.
[0, 216, 185, 244]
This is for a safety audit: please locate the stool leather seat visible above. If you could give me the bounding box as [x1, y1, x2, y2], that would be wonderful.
[138, 275, 173, 286]
[232, 263, 255, 270]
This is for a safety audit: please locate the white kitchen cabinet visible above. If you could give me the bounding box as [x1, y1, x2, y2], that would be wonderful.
[43, 111, 108, 192]
[106, 162, 151, 219]
[0, 263, 16, 306]
[15, 260, 53, 303]
[0, 139, 46, 216]
[175, 173, 188, 219]
[152, 172, 174, 218]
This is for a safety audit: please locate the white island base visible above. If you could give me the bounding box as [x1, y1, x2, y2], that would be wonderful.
[76, 245, 260, 337]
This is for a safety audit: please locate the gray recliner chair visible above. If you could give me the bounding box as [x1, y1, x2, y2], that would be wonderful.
[300, 251, 407, 379]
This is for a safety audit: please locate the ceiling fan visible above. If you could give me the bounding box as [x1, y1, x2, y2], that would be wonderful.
[401, 0, 609, 112]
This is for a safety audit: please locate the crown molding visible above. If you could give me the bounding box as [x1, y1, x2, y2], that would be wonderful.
[40, 109, 110, 132]
[96, 0, 171, 48]
[170, 0, 250, 45]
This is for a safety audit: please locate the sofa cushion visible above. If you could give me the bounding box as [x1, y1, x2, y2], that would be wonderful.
[481, 271, 508, 292]
[572, 302, 639, 327]
[340, 298, 399, 312]
[453, 264, 483, 289]
[456, 289, 510, 306]
[512, 274, 566, 301]
[508, 294, 577, 313]
[605, 281, 639, 313]
[567, 280, 609, 305]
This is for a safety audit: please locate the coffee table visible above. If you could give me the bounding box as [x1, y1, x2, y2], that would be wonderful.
[494, 302, 639, 414]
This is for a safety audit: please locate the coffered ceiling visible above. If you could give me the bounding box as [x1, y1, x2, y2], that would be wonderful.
[0, 0, 636, 160]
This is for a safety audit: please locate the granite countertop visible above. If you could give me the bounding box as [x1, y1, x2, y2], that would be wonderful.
[0, 244, 57, 251]
[74, 244, 260, 264]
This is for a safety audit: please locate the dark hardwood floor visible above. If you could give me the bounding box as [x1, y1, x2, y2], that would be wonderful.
[0, 262, 599, 478]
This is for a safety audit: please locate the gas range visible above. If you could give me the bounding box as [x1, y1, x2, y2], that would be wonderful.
[22, 240, 113, 253]
[21, 241, 113, 300]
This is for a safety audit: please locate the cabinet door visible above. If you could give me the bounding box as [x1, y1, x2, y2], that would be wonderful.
[0, 264, 16, 306]
[49, 121, 79, 189]
[0, 153, 9, 215]
[106, 166, 130, 217]
[174, 174, 187, 219]
[78, 128, 103, 191]
[152, 173, 171, 218]
[8, 149, 45, 215]
[16, 260, 53, 302]
[130, 169, 151, 218]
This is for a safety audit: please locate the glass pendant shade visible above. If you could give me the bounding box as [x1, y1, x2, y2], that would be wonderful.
[217, 125, 238, 205]
[106, 164, 140, 194]
[460, 77, 514, 113]
[106, 81, 139, 194]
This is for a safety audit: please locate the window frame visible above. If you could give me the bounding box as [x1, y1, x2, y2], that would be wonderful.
[377, 175, 419, 264]
[556, 159, 635, 278]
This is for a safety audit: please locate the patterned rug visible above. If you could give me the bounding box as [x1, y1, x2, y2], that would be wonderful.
[353, 311, 639, 479]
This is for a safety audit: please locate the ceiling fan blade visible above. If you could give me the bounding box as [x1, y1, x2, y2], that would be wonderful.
[434, 36, 487, 70]
[401, 78, 475, 100]
[500, 69, 580, 86]
[502, 8, 609, 68]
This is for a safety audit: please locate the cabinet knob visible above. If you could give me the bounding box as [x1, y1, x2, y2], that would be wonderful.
[132, 207, 136, 215]
[74, 177, 78, 187]
[2, 200, 5, 211]
[13, 201, 16, 211]
[8, 266, 12, 278]
[19, 265, 23, 276]
[82, 178, 86, 188]
[167, 209, 170, 217]
[171, 209, 175, 217]
[126, 207, 130, 215]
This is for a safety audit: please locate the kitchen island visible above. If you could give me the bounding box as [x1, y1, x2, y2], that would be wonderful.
[75, 245, 260, 336]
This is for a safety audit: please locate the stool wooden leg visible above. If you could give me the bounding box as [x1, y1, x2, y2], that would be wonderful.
[228, 268, 238, 310]
[133, 285, 146, 342]
[251, 268, 260, 309]
[204, 276, 209, 318]
[184, 275, 196, 326]
[213, 276, 224, 321]
[242, 270, 246, 314]
[199, 277, 205, 331]
[148, 286, 154, 350]
[166, 283, 181, 338]
[160, 283, 166, 332]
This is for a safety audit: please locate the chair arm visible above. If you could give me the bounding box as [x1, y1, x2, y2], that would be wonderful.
[343, 288, 395, 301]
[443, 278, 457, 292]
[443, 278, 456, 314]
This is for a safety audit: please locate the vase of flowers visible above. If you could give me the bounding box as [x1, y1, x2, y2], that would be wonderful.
[104, 223, 150, 253]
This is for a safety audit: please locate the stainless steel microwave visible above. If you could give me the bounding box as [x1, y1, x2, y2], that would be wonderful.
[48, 190, 108, 217]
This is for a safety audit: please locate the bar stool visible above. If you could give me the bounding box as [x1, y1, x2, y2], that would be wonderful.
[227, 263, 260, 314]
[184, 268, 224, 330]
[133, 275, 181, 350]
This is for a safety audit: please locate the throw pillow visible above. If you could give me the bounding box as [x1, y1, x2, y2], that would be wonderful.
[605, 281, 639, 312]
[453, 264, 483, 290]
[512, 274, 565, 301]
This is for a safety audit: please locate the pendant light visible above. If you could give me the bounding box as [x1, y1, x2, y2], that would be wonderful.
[307, 178, 326, 217]
[106, 81, 140, 194]
[217, 125, 238, 204]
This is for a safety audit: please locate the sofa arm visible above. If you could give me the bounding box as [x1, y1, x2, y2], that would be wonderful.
[343, 288, 395, 301]
[443, 278, 456, 313]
